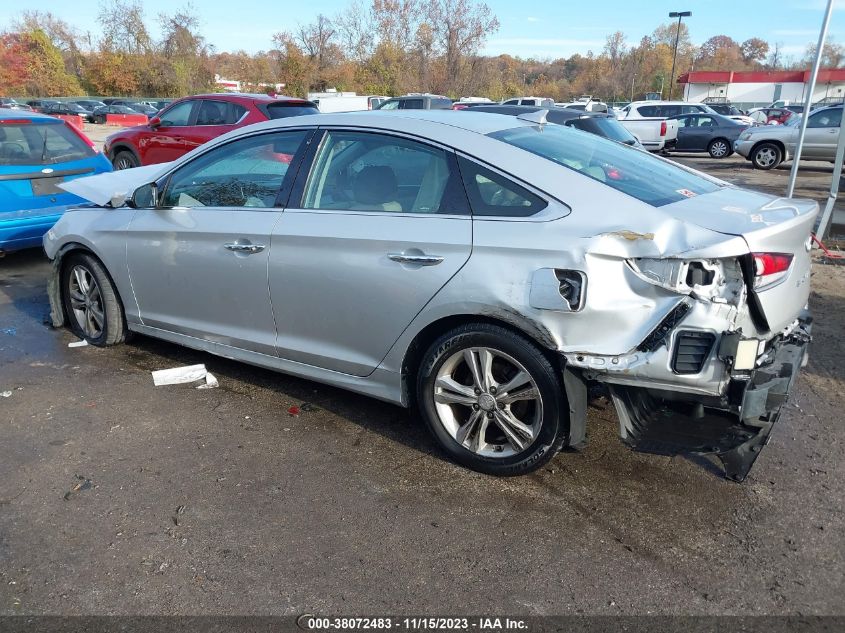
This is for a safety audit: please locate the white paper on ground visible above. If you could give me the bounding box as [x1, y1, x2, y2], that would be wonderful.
[1, 391, 12, 398]
[151, 364, 218, 389]
[68, 340, 89, 348]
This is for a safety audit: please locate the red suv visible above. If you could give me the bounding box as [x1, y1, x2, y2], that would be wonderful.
[104, 93, 318, 169]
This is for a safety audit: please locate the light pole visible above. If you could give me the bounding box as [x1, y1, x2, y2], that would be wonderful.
[630, 73, 636, 102]
[668, 11, 691, 101]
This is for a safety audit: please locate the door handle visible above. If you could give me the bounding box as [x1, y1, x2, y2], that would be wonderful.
[224, 243, 265, 254]
[388, 253, 444, 266]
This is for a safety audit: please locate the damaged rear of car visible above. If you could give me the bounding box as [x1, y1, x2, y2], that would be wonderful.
[491, 122, 815, 481]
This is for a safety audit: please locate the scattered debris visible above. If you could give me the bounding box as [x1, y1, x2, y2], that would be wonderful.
[300, 402, 318, 412]
[1, 391, 12, 398]
[1, 327, 16, 336]
[63, 476, 92, 501]
[151, 364, 218, 389]
[68, 339, 89, 348]
[287, 405, 301, 416]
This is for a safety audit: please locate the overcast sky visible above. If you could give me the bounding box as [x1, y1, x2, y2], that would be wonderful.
[1, 0, 843, 62]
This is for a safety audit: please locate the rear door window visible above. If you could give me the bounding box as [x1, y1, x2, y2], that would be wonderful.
[196, 100, 247, 125]
[400, 99, 424, 109]
[457, 156, 547, 217]
[808, 109, 841, 128]
[0, 122, 94, 165]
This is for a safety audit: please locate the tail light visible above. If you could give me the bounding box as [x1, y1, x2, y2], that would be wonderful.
[452, 104, 468, 110]
[660, 121, 667, 137]
[0, 119, 31, 124]
[752, 252, 792, 289]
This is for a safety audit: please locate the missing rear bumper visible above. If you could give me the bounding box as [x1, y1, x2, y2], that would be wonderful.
[609, 316, 811, 481]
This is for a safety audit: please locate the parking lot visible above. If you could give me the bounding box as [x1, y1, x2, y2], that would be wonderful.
[1, 144, 844, 616]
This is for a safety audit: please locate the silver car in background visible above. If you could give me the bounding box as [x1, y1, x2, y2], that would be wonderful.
[45, 110, 816, 481]
[736, 105, 842, 169]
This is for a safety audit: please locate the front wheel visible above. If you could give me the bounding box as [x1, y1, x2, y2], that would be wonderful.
[112, 150, 139, 170]
[416, 324, 568, 476]
[61, 252, 126, 346]
[751, 143, 782, 170]
[708, 138, 731, 158]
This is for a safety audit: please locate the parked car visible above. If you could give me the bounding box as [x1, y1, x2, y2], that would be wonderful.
[50, 110, 815, 482]
[703, 103, 756, 126]
[465, 105, 644, 148]
[747, 107, 793, 126]
[124, 102, 159, 117]
[736, 105, 842, 169]
[556, 97, 609, 113]
[71, 99, 107, 112]
[91, 104, 143, 124]
[26, 100, 58, 113]
[0, 108, 111, 254]
[376, 95, 453, 110]
[665, 112, 747, 158]
[43, 101, 95, 123]
[501, 96, 555, 107]
[614, 101, 684, 151]
[0, 98, 30, 111]
[103, 93, 317, 170]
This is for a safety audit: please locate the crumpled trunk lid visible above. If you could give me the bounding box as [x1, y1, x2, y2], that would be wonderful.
[660, 186, 818, 334]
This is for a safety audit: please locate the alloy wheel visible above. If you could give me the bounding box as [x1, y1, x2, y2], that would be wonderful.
[433, 347, 543, 457]
[710, 140, 728, 158]
[68, 265, 105, 339]
[755, 147, 776, 167]
[114, 156, 135, 170]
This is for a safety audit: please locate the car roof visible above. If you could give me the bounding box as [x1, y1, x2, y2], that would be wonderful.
[187, 93, 313, 103]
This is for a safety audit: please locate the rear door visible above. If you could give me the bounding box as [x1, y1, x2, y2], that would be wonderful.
[269, 128, 472, 376]
[143, 100, 197, 164]
[673, 115, 698, 150]
[125, 128, 312, 354]
[184, 99, 248, 153]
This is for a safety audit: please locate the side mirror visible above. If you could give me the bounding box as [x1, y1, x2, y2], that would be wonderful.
[127, 182, 158, 209]
[149, 116, 161, 129]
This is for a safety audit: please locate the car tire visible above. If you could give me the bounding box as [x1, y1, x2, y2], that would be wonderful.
[61, 252, 126, 346]
[751, 142, 782, 170]
[416, 323, 568, 476]
[708, 138, 731, 159]
[112, 150, 139, 170]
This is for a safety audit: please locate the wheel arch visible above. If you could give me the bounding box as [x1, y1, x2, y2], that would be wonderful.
[750, 138, 786, 159]
[109, 142, 141, 164]
[399, 312, 564, 405]
[48, 242, 128, 329]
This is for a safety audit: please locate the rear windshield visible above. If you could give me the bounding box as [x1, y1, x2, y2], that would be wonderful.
[265, 103, 319, 119]
[0, 121, 95, 165]
[489, 124, 720, 207]
[567, 117, 638, 145]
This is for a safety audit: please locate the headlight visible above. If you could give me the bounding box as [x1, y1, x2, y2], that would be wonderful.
[739, 132, 752, 141]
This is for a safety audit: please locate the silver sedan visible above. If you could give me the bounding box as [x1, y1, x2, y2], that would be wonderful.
[45, 110, 816, 481]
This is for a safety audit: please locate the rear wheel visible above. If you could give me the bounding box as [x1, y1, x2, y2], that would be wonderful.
[416, 323, 568, 476]
[751, 143, 782, 170]
[708, 138, 731, 159]
[112, 150, 139, 170]
[61, 252, 126, 346]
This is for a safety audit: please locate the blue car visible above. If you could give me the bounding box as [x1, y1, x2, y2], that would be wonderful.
[0, 108, 112, 254]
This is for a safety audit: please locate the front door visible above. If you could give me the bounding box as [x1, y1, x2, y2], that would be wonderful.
[126, 128, 312, 355]
[269, 129, 473, 376]
[143, 100, 197, 165]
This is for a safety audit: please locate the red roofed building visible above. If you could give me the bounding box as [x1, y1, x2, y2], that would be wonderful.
[677, 69, 845, 108]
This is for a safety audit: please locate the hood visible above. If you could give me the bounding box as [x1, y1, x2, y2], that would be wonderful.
[659, 186, 817, 236]
[746, 124, 796, 138]
[58, 163, 172, 207]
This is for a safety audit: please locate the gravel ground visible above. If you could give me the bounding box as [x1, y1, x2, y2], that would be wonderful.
[0, 248, 843, 616]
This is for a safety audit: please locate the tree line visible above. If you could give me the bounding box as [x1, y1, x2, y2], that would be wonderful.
[1, 0, 843, 101]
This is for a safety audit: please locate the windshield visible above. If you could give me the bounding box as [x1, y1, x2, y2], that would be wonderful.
[489, 124, 720, 207]
[0, 121, 95, 165]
